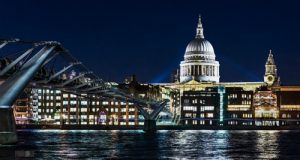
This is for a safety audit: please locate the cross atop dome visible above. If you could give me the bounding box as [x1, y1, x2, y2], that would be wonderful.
[196, 15, 204, 39]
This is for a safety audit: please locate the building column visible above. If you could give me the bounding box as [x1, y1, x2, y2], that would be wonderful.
[207, 66, 210, 76]
[192, 65, 195, 76]
[76, 96, 79, 125]
[199, 65, 201, 76]
[60, 94, 63, 126]
[186, 66, 188, 76]
[118, 100, 121, 126]
[68, 94, 70, 125]
[92, 101, 95, 125]
[126, 98, 129, 126]
[134, 106, 138, 126]
[106, 104, 110, 126]
[187, 65, 189, 75]
[87, 96, 90, 125]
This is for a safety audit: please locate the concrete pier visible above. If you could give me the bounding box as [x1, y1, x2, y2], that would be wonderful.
[143, 119, 156, 132]
[0, 108, 17, 144]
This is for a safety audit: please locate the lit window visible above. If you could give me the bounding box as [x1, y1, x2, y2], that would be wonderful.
[70, 108, 76, 112]
[81, 108, 87, 112]
[200, 120, 205, 125]
[193, 120, 197, 125]
[185, 113, 192, 118]
[70, 101, 76, 105]
[102, 101, 109, 105]
[81, 101, 88, 105]
[63, 101, 68, 105]
[200, 113, 204, 118]
[129, 108, 135, 112]
[207, 113, 214, 118]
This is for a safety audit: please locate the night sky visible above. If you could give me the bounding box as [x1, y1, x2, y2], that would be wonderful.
[1, 0, 300, 84]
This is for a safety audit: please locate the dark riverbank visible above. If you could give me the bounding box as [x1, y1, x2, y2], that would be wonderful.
[16, 124, 300, 130]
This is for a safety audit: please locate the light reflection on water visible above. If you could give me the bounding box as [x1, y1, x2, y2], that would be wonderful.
[1, 130, 300, 159]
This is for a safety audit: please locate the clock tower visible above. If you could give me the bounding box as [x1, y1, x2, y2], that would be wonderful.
[264, 50, 279, 86]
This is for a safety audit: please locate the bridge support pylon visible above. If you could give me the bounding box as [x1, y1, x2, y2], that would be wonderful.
[0, 45, 56, 144]
[0, 108, 17, 144]
[143, 119, 156, 132]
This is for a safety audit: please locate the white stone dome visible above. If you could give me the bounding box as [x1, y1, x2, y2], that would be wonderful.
[184, 38, 216, 61]
[185, 38, 214, 54]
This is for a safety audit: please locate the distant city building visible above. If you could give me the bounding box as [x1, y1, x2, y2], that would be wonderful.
[161, 16, 300, 127]
[181, 88, 220, 126]
[9, 16, 300, 128]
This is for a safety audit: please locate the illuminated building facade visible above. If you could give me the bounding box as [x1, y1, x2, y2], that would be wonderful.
[14, 88, 143, 126]
[160, 16, 300, 127]
[33, 88, 142, 126]
[12, 75, 163, 126]
[277, 87, 300, 126]
[225, 87, 254, 126]
[181, 88, 220, 126]
[11, 16, 300, 128]
[13, 92, 31, 124]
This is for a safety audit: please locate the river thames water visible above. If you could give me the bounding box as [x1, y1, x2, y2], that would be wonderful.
[1, 130, 300, 159]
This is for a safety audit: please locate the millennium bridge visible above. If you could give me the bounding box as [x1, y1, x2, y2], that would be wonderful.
[0, 38, 168, 144]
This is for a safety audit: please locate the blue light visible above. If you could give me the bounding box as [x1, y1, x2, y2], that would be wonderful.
[218, 53, 261, 82]
[218, 86, 225, 124]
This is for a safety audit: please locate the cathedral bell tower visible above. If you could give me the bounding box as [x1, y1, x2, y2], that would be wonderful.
[264, 50, 279, 86]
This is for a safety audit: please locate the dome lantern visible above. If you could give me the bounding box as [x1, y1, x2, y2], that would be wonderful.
[196, 15, 204, 39]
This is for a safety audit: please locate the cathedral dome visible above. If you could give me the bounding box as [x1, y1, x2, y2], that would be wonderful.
[184, 38, 216, 61]
[183, 16, 216, 61]
[179, 15, 220, 83]
[185, 38, 214, 54]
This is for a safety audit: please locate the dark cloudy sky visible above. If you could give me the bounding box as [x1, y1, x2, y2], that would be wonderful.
[0, 0, 300, 84]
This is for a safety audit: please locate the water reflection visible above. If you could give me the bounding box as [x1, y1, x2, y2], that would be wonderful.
[1, 130, 300, 159]
[254, 131, 280, 159]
